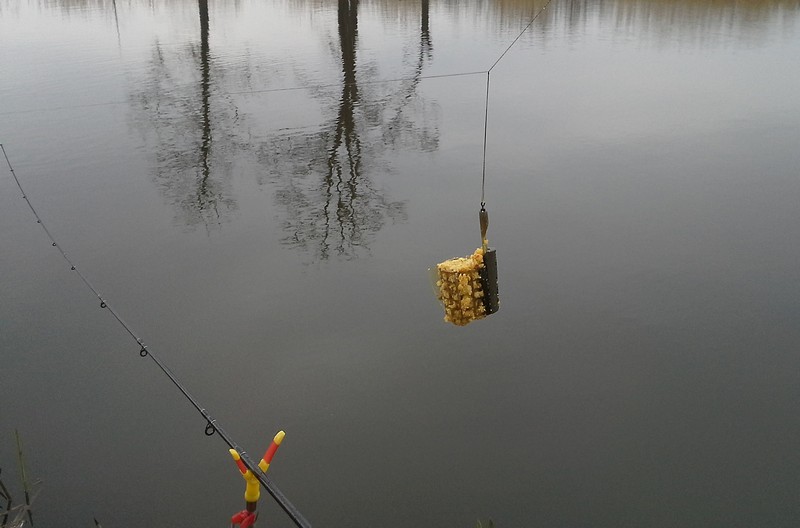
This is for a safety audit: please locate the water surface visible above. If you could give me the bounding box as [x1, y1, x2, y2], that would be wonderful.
[1, 0, 799, 526]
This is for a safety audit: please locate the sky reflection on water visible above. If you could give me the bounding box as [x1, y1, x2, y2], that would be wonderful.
[1, 1, 799, 527]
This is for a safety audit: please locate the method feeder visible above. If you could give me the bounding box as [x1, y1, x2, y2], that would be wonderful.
[229, 430, 286, 528]
[432, 204, 499, 326]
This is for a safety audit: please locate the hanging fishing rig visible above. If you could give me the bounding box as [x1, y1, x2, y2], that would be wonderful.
[432, 203, 500, 326]
[427, 0, 558, 326]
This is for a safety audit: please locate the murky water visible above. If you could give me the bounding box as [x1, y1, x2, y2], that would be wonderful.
[2, 0, 800, 526]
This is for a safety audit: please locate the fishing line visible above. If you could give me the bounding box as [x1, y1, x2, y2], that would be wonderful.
[0, 143, 312, 528]
[480, 0, 554, 207]
[226, 69, 489, 97]
[481, 72, 490, 208]
[488, 0, 553, 73]
[0, 70, 488, 117]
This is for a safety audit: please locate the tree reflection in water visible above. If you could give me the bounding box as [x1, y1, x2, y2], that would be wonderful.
[263, 0, 439, 261]
[128, 0, 439, 249]
[130, 0, 239, 230]
[126, 0, 439, 250]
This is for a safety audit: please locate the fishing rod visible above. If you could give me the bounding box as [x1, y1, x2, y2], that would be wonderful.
[1, 144, 312, 528]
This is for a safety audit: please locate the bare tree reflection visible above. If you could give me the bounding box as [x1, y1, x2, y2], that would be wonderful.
[129, 0, 239, 229]
[382, 0, 438, 152]
[262, 0, 439, 261]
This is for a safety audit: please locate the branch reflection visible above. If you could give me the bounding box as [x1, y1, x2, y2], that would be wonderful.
[129, 0, 239, 230]
[113, 0, 794, 251]
[264, 0, 439, 262]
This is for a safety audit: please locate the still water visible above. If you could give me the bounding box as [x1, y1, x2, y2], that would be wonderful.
[1, 0, 799, 526]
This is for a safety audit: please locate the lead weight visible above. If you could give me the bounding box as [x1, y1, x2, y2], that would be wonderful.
[479, 248, 499, 315]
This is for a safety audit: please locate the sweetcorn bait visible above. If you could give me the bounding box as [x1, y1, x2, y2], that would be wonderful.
[435, 246, 488, 326]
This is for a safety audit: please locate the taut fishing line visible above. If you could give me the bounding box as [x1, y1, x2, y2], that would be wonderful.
[2, 0, 553, 517]
[480, 0, 554, 206]
[0, 144, 311, 528]
[0, 70, 489, 118]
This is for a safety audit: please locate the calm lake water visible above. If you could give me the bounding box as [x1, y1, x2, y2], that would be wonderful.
[2, 0, 800, 526]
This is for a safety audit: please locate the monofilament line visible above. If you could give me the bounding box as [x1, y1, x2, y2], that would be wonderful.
[480, 0, 554, 207]
[0, 143, 312, 528]
[481, 72, 490, 207]
[488, 0, 554, 73]
[0, 70, 488, 117]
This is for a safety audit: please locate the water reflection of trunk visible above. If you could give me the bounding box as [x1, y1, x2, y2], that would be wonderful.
[111, 0, 121, 47]
[266, 0, 448, 261]
[321, 0, 363, 258]
[271, 0, 408, 261]
[383, 0, 437, 150]
[197, 0, 216, 220]
[129, 0, 237, 229]
[421, 0, 431, 54]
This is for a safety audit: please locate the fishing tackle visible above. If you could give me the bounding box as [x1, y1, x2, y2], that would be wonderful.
[230, 431, 286, 528]
[432, 205, 499, 326]
[2, 144, 311, 528]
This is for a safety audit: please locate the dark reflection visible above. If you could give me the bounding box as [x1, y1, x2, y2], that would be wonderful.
[111, 0, 120, 46]
[382, 0, 437, 152]
[539, 0, 800, 44]
[260, 0, 439, 261]
[129, 0, 239, 229]
[196, 0, 217, 222]
[17, 0, 800, 39]
[113, 0, 798, 247]
[121, 0, 440, 247]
